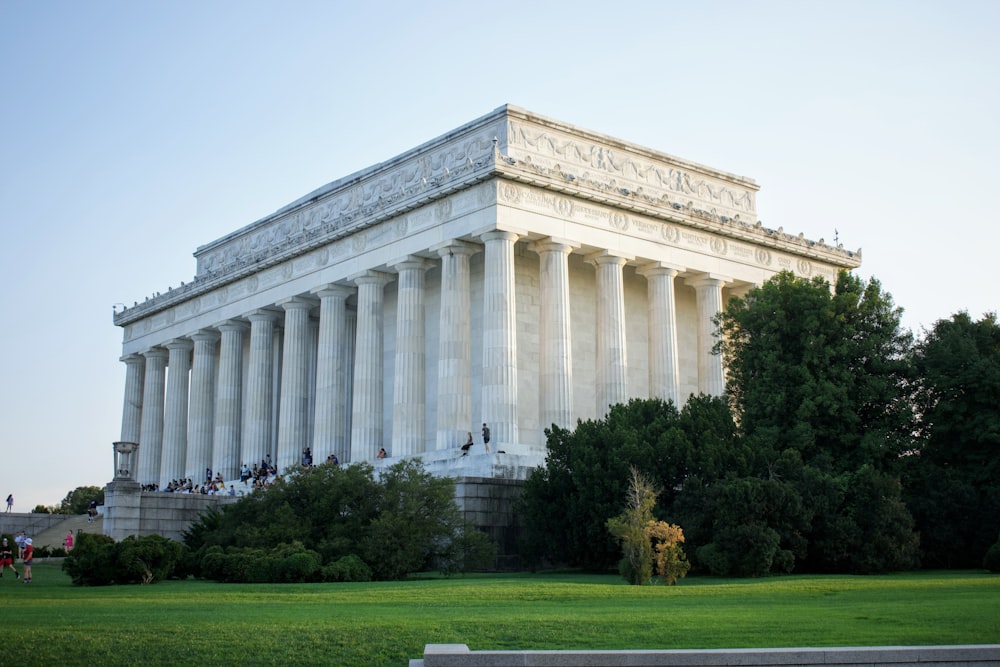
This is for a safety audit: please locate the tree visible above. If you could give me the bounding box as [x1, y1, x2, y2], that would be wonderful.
[519, 397, 738, 571]
[606, 467, 658, 584]
[59, 486, 105, 515]
[906, 311, 1000, 567]
[717, 271, 915, 474]
[606, 467, 690, 585]
[715, 270, 920, 573]
[184, 459, 492, 581]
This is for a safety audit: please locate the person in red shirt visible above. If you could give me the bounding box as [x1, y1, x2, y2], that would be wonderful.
[21, 537, 33, 584]
[0, 537, 19, 580]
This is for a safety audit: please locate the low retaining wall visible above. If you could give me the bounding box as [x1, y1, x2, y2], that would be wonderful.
[0, 513, 72, 538]
[409, 643, 1000, 667]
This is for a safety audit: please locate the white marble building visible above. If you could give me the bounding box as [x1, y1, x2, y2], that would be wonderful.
[112, 105, 860, 490]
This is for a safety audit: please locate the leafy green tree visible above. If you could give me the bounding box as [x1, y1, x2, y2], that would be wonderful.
[520, 396, 738, 571]
[717, 271, 915, 474]
[715, 270, 920, 573]
[184, 459, 489, 581]
[906, 311, 1000, 567]
[59, 486, 104, 515]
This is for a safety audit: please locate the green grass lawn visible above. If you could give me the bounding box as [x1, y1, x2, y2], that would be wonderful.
[7, 563, 999, 666]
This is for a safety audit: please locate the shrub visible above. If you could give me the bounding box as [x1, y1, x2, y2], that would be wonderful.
[322, 555, 372, 582]
[62, 533, 117, 586]
[115, 536, 180, 584]
[984, 534, 1000, 573]
[280, 551, 321, 583]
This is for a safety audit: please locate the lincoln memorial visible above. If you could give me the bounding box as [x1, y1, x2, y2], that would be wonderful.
[106, 105, 860, 544]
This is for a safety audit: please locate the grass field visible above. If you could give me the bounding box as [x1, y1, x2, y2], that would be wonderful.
[6, 563, 999, 666]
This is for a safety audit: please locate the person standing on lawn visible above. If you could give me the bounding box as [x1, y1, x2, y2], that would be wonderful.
[0, 538, 19, 580]
[21, 537, 33, 584]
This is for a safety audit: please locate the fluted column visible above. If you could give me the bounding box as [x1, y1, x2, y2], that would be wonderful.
[186, 330, 219, 481]
[639, 262, 683, 406]
[391, 257, 431, 456]
[351, 271, 394, 461]
[481, 230, 520, 446]
[433, 241, 478, 451]
[137, 348, 168, 486]
[213, 320, 246, 480]
[119, 354, 145, 445]
[161, 338, 193, 486]
[531, 238, 576, 431]
[686, 273, 729, 397]
[311, 284, 354, 464]
[588, 250, 632, 416]
[243, 310, 279, 469]
[277, 297, 315, 471]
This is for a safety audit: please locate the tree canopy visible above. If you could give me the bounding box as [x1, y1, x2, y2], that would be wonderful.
[520, 270, 933, 576]
[184, 459, 495, 581]
[904, 311, 1000, 567]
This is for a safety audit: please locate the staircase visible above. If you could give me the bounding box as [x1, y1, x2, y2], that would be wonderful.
[30, 514, 104, 550]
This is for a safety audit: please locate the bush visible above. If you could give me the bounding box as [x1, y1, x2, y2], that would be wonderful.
[280, 551, 321, 583]
[63, 533, 186, 586]
[984, 534, 1000, 573]
[115, 535, 185, 584]
[322, 554, 372, 582]
[62, 533, 117, 586]
[435, 527, 498, 576]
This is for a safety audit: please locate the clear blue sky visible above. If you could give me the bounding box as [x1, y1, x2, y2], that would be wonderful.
[1, 1, 996, 512]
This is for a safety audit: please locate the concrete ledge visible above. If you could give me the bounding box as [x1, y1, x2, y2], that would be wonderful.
[410, 644, 1000, 667]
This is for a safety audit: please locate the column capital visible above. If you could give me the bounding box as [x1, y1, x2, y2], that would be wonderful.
[310, 283, 355, 300]
[685, 272, 732, 289]
[389, 255, 433, 273]
[191, 329, 221, 344]
[349, 269, 395, 287]
[246, 308, 281, 324]
[163, 338, 194, 352]
[215, 319, 249, 334]
[120, 353, 145, 364]
[276, 295, 317, 311]
[141, 346, 170, 361]
[480, 229, 521, 244]
[431, 239, 479, 258]
[637, 261, 684, 279]
[585, 249, 633, 267]
[528, 237, 579, 256]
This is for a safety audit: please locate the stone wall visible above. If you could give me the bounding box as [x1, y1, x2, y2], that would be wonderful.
[0, 513, 71, 538]
[104, 480, 239, 542]
[410, 643, 1000, 667]
[455, 476, 525, 570]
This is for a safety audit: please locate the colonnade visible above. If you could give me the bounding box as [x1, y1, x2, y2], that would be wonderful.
[118, 233, 730, 489]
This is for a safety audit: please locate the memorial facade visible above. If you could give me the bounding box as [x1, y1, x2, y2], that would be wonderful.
[111, 105, 860, 492]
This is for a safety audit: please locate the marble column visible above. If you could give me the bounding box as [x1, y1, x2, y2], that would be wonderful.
[531, 238, 576, 431]
[119, 354, 145, 445]
[213, 320, 247, 480]
[186, 330, 219, 481]
[351, 270, 394, 461]
[243, 310, 279, 469]
[588, 251, 632, 416]
[481, 230, 520, 446]
[433, 240, 478, 451]
[277, 297, 315, 471]
[391, 257, 431, 457]
[311, 285, 354, 464]
[686, 273, 729, 397]
[639, 262, 683, 406]
[161, 338, 193, 486]
[137, 347, 168, 486]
